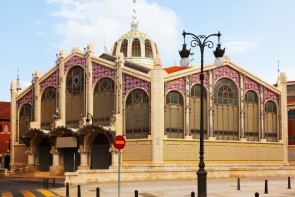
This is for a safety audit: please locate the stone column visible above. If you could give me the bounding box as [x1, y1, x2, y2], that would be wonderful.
[10, 81, 18, 166]
[240, 74, 246, 141]
[185, 76, 191, 139]
[25, 148, 35, 165]
[260, 85, 266, 142]
[85, 44, 94, 118]
[208, 70, 215, 140]
[50, 146, 60, 166]
[57, 50, 66, 126]
[78, 145, 90, 170]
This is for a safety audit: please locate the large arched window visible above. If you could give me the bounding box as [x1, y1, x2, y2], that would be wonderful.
[41, 87, 58, 130]
[93, 77, 115, 126]
[120, 39, 128, 57]
[125, 89, 150, 139]
[264, 101, 277, 142]
[66, 66, 85, 128]
[165, 91, 184, 138]
[144, 40, 152, 58]
[244, 90, 259, 141]
[18, 104, 32, 143]
[132, 38, 141, 57]
[112, 42, 118, 56]
[288, 109, 295, 145]
[213, 78, 239, 140]
[190, 84, 207, 139]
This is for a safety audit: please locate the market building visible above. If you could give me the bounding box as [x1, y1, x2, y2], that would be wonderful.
[9, 18, 292, 184]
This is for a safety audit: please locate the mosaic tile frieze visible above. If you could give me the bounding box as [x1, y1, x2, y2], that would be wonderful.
[92, 62, 115, 85]
[124, 74, 150, 95]
[264, 88, 279, 104]
[165, 77, 186, 94]
[17, 91, 32, 108]
[64, 55, 85, 72]
[244, 76, 260, 93]
[190, 71, 209, 88]
[39, 71, 59, 93]
[213, 66, 240, 85]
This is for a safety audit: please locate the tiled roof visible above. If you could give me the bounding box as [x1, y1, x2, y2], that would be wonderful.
[0, 102, 10, 120]
[163, 66, 189, 74]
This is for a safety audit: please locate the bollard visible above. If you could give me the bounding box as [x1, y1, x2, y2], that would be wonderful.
[135, 190, 138, 197]
[191, 191, 195, 197]
[46, 178, 49, 189]
[288, 177, 291, 189]
[264, 180, 268, 194]
[96, 187, 100, 197]
[66, 182, 69, 197]
[53, 179, 56, 188]
[237, 177, 241, 190]
[77, 185, 81, 197]
[43, 179, 46, 188]
[255, 192, 259, 197]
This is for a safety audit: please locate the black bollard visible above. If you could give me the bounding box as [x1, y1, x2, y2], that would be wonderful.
[135, 190, 138, 197]
[77, 185, 81, 197]
[191, 191, 195, 197]
[66, 182, 69, 197]
[53, 179, 56, 188]
[43, 179, 46, 188]
[255, 192, 259, 197]
[237, 178, 241, 190]
[96, 187, 100, 197]
[288, 177, 291, 189]
[264, 180, 268, 194]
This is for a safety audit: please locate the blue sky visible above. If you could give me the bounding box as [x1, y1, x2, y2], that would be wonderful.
[1, 0, 295, 102]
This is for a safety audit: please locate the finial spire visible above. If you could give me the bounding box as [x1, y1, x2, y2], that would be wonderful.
[131, 0, 138, 31]
[17, 67, 21, 91]
[277, 57, 280, 75]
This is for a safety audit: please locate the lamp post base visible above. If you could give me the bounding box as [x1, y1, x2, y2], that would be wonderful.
[197, 168, 207, 197]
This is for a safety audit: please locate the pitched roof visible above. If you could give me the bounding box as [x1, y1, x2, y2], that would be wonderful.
[0, 102, 10, 120]
[163, 66, 189, 74]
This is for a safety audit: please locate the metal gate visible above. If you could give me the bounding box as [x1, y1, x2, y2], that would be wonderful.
[91, 134, 111, 169]
[38, 139, 52, 171]
[63, 148, 80, 172]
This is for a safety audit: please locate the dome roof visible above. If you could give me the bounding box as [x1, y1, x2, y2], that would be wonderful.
[110, 21, 160, 69]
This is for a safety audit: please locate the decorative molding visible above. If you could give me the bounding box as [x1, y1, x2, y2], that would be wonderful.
[64, 55, 85, 72]
[39, 71, 59, 93]
[244, 76, 260, 94]
[213, 66, 240, 85]
[124, 74, 150, 95]
[165, 77, 185, 94]
[190, 71, 209, 88]
[92, 62, 115, 85]
[18, 91, 32, 108]
[264, 88, 279, 104]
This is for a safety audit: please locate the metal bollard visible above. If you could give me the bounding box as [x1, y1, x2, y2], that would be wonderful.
[96, 187, 100, 197]
[264, 180, 268, 194]
[66, 182, 70, 197]
[135, 190, 138, 197]
[255, 192, 259, 197]
[288, 177, 291, 189]
[191, 191, 195, 197]
[77, 185, 81, 197]
[237, 178, 241, 190]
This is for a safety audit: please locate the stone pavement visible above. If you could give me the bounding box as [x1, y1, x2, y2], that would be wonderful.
[50, 176, 295, 197]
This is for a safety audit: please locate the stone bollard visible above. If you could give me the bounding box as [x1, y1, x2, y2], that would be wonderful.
[237, 177, 241, 190]
[191, 191, 195, 197]
[135, 190, 138, 197]
[255, 192, 259, 197]
[66, 182, 69, 197]
[264, 180, 268, 194]
[96, 187, 100, 197]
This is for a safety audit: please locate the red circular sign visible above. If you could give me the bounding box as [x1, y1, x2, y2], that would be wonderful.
[114, 135, 126, 150]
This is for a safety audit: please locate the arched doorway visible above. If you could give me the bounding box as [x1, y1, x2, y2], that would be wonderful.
[91, 134, 111, 169]
[38, 138, 52, 171]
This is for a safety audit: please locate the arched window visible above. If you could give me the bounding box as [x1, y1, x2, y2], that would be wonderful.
[213, 78, 239, 140]
[132, 38, 141, 57]
[165, 91, 184, 138]
[66, 66, 85, 128]
[244, 91, 259, 141]
[125, 89, 150, 139]
[264, 101, 277, 142]
[190, 84, 207, 139]
[145, 40, 152, 58]
[112, 42, 118, 56]
[18, 104, 32, 143]
[120, 39, 128, 57]
[288, 109, 295, 145]
[41, 87, 58, 130]
[93, 77, 115, 126]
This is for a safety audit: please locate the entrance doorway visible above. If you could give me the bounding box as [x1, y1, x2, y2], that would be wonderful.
[38, 138, 52, 171]
[63, 148, 80, 172]
[91, 134, 112, 169]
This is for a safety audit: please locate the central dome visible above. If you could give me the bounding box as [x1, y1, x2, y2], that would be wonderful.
[110, 22, 160, 69]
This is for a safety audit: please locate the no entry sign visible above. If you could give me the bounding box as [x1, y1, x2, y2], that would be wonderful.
[114, 135, 126, 150]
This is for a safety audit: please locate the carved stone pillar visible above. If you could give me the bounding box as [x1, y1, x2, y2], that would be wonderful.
[78, 145, 90, 170]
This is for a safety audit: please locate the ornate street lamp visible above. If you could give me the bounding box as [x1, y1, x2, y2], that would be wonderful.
[179, 30, 225, 197]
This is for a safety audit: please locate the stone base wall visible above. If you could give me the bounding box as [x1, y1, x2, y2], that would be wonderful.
[123, 140, 152, 162]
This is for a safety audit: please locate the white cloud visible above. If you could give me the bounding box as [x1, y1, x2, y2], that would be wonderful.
[225, 40, 258, 54]
[46, 0, 181, 66]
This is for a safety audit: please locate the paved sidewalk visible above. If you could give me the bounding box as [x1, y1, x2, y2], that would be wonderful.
[51, 176, 295, 197]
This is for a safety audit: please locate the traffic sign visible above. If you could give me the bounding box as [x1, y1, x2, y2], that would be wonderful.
[114, 135, 126, 150]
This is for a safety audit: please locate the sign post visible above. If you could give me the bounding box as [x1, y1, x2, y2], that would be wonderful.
[113, 135, 126, 197]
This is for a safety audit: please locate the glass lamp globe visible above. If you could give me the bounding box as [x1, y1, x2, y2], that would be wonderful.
[180, 57, 190, 67]
[214, 57, 224, 67]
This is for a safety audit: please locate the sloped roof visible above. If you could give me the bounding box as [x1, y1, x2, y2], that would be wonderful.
[163, 66, 189, 74]
[0, 102, 10, 120]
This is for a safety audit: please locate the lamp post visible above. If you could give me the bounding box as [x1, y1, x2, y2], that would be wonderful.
[179, 30, 225, 197]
